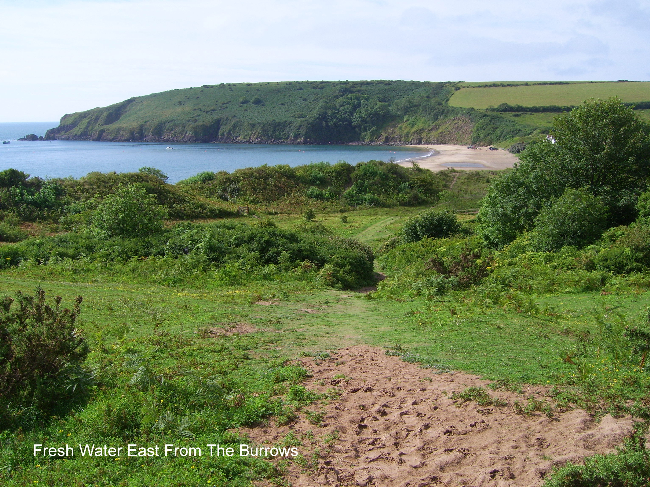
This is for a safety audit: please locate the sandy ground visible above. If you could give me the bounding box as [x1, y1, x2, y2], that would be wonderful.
[244, 345, 640, 487]
[399, 145, 519, 172]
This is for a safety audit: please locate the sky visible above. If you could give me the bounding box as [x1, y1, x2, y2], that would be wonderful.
[2, 0, 649, 122]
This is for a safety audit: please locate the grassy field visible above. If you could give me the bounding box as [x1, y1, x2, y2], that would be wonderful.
[450, 81, 650, 109]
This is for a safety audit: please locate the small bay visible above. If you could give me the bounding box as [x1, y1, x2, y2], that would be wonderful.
[0, 122, 429, 184]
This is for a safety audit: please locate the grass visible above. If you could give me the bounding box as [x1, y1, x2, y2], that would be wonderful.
[450, 81, 650, 109]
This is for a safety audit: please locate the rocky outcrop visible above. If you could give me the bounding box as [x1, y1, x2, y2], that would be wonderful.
[18, 134, 44, 141]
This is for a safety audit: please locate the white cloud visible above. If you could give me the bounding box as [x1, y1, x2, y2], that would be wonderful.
[0, 0, 648, 121]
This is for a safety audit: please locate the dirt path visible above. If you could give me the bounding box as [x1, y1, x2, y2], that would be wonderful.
[245, 345, 636, 487]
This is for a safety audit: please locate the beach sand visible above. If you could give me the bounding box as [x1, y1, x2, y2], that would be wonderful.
[399, 144, 519, 172]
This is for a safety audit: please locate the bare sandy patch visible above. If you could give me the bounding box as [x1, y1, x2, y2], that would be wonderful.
[399, 145, 519, 172]
[244, 345, 636, 487]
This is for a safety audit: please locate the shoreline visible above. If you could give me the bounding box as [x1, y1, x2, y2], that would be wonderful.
[397, 144, 519, 172]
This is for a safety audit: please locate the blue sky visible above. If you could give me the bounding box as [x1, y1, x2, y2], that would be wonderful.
[2, 0, 649, 122]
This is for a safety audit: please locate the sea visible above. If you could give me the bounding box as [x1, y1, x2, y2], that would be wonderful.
[0, 122, 431, 184]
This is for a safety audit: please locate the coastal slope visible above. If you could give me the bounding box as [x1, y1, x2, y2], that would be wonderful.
[44, 81, 532, 145]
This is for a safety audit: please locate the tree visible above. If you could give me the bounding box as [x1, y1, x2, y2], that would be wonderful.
[478, 98, 650, 248]
[91, 183, 167, 238]
[551, 97, 650, 221]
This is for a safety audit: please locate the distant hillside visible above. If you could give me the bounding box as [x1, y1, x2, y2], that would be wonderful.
[45, 81, 538, 146]
[46, 80, 650, 146]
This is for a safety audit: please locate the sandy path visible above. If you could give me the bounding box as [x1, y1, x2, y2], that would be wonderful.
[399, 145, 519, 172]
[245, 345, 637, 487]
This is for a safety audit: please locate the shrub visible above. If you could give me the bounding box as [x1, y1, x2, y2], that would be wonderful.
[0, 178, 64, 221]
[593, 225, 650, 274]
[0, 288, 89, 425]
[90, 183, 167, 238]
[178, 171, 216, 184]
[530, 188, 608, 251]
[544, 444, 650, 487]
[0, 213, 27, 243]
[318, 238, 375, 289]
[303, 208, 316, 221]
[0, 169, 30, 188]
[426, 245, 492, 290]
[402, 209, 461, 243]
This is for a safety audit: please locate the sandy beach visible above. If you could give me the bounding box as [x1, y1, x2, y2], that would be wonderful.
[399, 144, 519, 172]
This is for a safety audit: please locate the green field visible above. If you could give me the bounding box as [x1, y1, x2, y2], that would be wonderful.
[450, 81, 650, 109]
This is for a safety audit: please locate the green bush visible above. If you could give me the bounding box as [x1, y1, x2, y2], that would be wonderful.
[0, 172, 65, 221]
[544, 443, 650, 487]
[317, 237, 375, 289]
[0, 288, 89, 426]
[402, 209, 461, 243]
[376, 236, 491, 298]
[138, 166, 168, 182]
[530, 188, 608, 251]
[593, 225, 650, 274]
[0, 213, 27, 243]
[0, 217, 374, 289]
[90, 183, 167, 238]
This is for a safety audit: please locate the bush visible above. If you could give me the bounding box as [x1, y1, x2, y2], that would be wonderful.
[0, 213, 27, 242]
[544, 442, 650, 487]
[593, 225, 650, 274]
[90, 183, 167, 238]
[402, 209, 461, 243]
[138, 166, 168, 182]
[317, 237, 375, 289]
[0, 288, 89, 425]
[530, 188, 608, 251]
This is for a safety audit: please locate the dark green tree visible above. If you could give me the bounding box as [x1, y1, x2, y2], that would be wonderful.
[478, 98, 650, 248]
[138, 166, 169, 182]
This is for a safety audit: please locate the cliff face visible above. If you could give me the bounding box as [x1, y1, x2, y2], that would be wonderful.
[45, 81, 534, 145]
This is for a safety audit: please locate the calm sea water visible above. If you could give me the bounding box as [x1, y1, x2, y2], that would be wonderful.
[0, 122, 430, 184]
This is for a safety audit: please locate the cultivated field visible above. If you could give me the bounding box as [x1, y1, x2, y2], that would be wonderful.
[450, 81, 650, 109]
